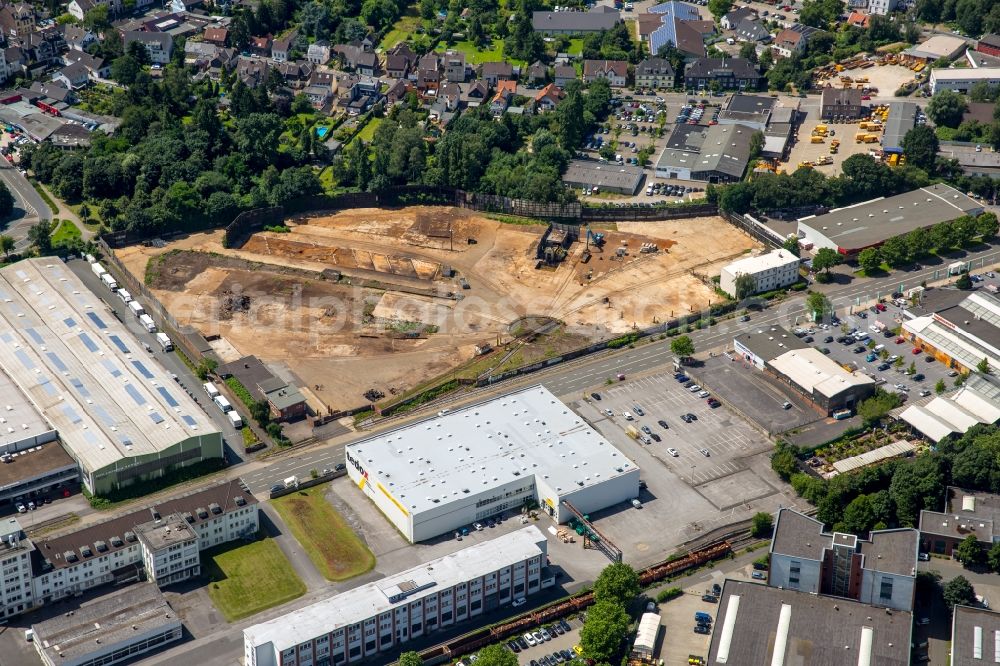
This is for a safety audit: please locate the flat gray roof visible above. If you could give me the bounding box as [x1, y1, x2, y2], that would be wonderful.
[32, 584, 180, 662]
[0, 442, 75, 493]
[734, 325, 808, 362]
[882, 102, 919, 152]
[0, 260, 218, 474]
[0, 369, 53, 450]
[952, 605, 1000, 665]
[919, 486, 1000, 542]
[562, 159, 644, 193]
[709, 580, 912, 665]
[798, 184, 982, 251]
[771, 507, 828, 561]
[531, 9, 620, 32]
[345, 385, 638, 517]
[719, 94, 775, 124]
[860, 529, 918, 577]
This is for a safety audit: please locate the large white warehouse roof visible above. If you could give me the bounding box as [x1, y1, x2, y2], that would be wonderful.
[346, 385, 638, 517]
[0, 260, 217, 474]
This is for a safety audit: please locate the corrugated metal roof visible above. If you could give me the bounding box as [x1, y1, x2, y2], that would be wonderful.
[832, 440, 916, 474]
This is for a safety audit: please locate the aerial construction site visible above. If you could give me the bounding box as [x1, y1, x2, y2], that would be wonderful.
[116, 207, 758, 411]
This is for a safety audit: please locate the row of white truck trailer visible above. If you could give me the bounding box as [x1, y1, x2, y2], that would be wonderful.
[89, 258, 246, 430]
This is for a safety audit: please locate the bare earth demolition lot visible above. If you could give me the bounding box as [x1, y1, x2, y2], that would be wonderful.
[116, 207, 758, 411]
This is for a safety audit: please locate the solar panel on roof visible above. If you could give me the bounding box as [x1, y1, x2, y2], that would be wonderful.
[181, 415, 197, 427]
[157, 386, 179, 407]
[149, 412, 164, 424]
[63, 317, 76, 328]
[86, 312, 107, 329]
[124, 384, 146, 406]
[25, 328, 44, 344]
[132, 360, 154, 379]
[92, 404, 115, 427]
[101, 359, 121, 377]
[69, 377, 91, 398]
[109, 335, 130, 354]
[38, 376, 57, 396]
[79, 332, 99, 352]
[46, 352, 68, 373]
[0, 332, 11, 343]
[14, 349, 34, 370]
[61, 404, 82, 424]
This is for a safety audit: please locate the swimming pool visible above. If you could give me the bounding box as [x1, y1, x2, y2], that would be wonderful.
[316, 126, 329, 139]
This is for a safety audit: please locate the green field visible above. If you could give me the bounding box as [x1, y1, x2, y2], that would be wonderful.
[272, 485, 375, 581]
[566, 38, 584, 57]
[436, 40, 523, 66]
[380, 9, 422, 50]
[204, 535, 306, 621]
[354, 116, 383, 144]
[50, 219, 81, 246]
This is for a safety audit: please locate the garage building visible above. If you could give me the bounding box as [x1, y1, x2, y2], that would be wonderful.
[796, 184, 983, 255]
[562, 159, 644, 195]
[345, 385, 640, 543]
[930, 67, 1000, 93]
[881, 102, 920, 154]
[0, 259, 222, 496]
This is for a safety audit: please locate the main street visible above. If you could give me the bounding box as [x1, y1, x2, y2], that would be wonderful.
[0, 159, 50, 251]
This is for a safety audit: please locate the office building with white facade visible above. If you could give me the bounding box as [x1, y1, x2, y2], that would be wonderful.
[0, 517, 33, 619]
[719, 249, 801, 297]
[345, 385, 640, 543]
[769, 508, 918, 611]
[244, 526, 550, 666]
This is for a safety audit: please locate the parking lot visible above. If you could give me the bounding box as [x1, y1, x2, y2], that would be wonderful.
[571, 372, 798, 566]
[507, 616, 583, 666]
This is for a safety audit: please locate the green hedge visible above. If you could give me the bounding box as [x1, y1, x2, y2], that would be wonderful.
[225, 377, 256, 410]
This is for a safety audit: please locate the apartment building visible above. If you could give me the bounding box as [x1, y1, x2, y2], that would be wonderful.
[0, 517, 34, 619]
[719, 248, 801, 297]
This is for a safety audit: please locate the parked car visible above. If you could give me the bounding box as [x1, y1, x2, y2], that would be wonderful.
[634, 405, 645, 416]
[667, 447, 679, 457]
[752, 571, 767, 580]
[512, 597, 526, 607]
[658, 419, 669, 429]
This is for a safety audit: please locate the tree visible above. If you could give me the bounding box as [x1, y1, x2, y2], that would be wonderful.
[251, 399, 271, 426]
[902, 125, 940, 172]
[771, 443, 799, 481]
[473, 644, 517, 666]
[749, 131, 765, 161]
[398, 652, 424, 666]
[707, 0, 733, 19]
[989, 542, 1000, 573]
[782, 236, 801, 257]
[857, 247, 882, 274]
[580, 600, 629, 663]
[857, 388, 902, 426]
[0, 234, 13, 258]
[957, 534, 985, 568]
[926, 89, 968, 128]
[936, 378, 947, 394]
[806, 291, 832, 320]
[812, 247, 842, 275]
[671, 335, 695, 359]
[978, 357, 991, 374]
[593, 563, 641, 607]
[751, 512, 773, 537]
[943, 575, 977, 608]
[799, 0, 843, 28]
[27, 220, 52, 255]
[733, 272, 757, 299]
[976, 212, 999, 239]
[879, 235, 910, 268]
[957, 272, 973, 289]
[83, 4, 110, 31]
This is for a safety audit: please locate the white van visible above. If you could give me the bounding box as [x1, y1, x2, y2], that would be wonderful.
[138, 314, 156, 333]
[213, 395, 232, 413]
[100, 272, 117, 290]
[874, 344, 885, 352]
[117, 289, 132, 304]
[855, 331, 869, 340]
[127, 300, 145, 317]
[204, 382, 221, 399]
[155, 332, 172, 351]
[227, 410, 243, 428]
[91, 262, 106, 277]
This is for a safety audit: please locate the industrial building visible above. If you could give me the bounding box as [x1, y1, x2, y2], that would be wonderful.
[930, 67, 1000, 93]
[31, 584, 182, 666]
[769, 508, 918, 612]
[716, 94, 774, 131]
[938, 145, 1000, 179]
[344, 385, 641, 543]
[919, 486, 1000, 556]
[719, 249, 801, 297]
[881, 101, 921, 154]
[0, 442, 78, 508]
[734, 326, 876, 413]
[217, 355, 307, 422]
[904, 34, 969, 63]
[244, 526, 551, 666]
[654, 123, 755, 183]
[0, 259, 222, 495]
[899, 373, 1000, 442]
[707, 579, 913, 665]
[796, 184, 983, 255]
[563, 159, 644, 195]
[951, 605, 1000, 665]
[901, 287, 1000, 374]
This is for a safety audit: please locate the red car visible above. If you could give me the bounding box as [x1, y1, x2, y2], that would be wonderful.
[895, 336, 905, 344]
[912, 347, 922, 355]
[875, 303, 887, 312]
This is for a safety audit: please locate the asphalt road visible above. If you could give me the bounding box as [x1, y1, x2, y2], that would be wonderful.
[0, 161, 51, 251]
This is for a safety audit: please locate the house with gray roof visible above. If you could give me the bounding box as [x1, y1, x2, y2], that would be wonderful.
[532, 8, 621, 34]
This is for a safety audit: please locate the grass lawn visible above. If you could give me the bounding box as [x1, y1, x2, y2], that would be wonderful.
[272, 485, 375, 581]
[318, 166, 337, 193]
[203, 534, 306, 621]
[349, 116, 383, 147]
[436, 40, 523, 66]
[566, 38, 584, 57]
[50, 218, 81, 245]
[380, 8, 422, 50]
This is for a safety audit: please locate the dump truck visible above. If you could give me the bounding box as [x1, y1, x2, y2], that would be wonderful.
[855, 132, 868, 143]
[810, 136, 825, 143]
[863, 134, 880, 143]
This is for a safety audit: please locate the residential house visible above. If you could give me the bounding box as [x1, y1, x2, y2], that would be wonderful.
[554, 64, 576, 88]
[582, 59, 628, 87]
[306, 42, 330, 65]
[868, 0, 900, 15]
[721, 6, 756, 30]
[773, 24, 821, 58]
[64, 51, 109, 79]
[67, 0, 121, 21]
[236, 57, 270, 87]
[531, 7, 621, 34]
[385, 78, 410, 105]
[437, 82, 461, 112]
[271, 30, 296, 63]
[249, 36, 272, 58]
[417, 54, 440, 92]
[4, 47, 23, 79]
[203, 26, 228, 47]
[526, 60, 547, 85]
[490, 79, 517, 117]
[170, 0, 202, 12]
[442, 51, 467, 82]
[734, 18, 770, 43]
[683, 57, 762, 90]
[53, 62, 89, 89]
[25, 29, 66, 66]
[846, 11, 871, 27]
[62, 25, 95, 51]
[30, 80, 76, 105]
[820, 86, 865, 120]
[686, 19, 717, 40]
[460, 79, 489, 107]
[634, 57, 674, 89]
[532, 83, 564, 112]
[334, 44, 379, 76]
[185, 41, 219, 69]
[481, 61, 514, 86]
[302, 83, 332, 108]
[338, 75, 383, 116]
[275, 60, 311, 87]
[0, 3, 33, 40]
[124, 32, 173, 66]
[385, 50, 411, 78]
